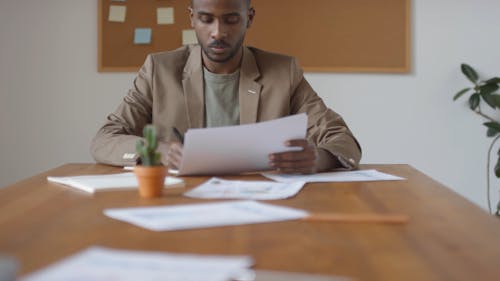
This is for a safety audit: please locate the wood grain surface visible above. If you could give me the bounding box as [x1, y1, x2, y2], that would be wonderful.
[1, 164, 499, 280]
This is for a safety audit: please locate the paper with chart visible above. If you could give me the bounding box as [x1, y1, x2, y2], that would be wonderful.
[104, 200, 308, 231]
[47, 173, 184, 193]
[262, 169, 405, 183]
[178, 114, 307, 176]
[184, 178, 306, 200]
[22, 247, 253, 281]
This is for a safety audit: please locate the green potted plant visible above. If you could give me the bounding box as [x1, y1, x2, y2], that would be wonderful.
[134, 124, 167, 198]
[453, 64, 500, 216]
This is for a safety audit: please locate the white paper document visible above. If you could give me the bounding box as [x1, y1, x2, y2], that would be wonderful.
[104, 200, 308, 231]
[184, 178, 306, 200]
[47, 173, 184, 193]
[22, 247, 253, 281]
[179, 114, 307, 176]
[262, 169, 405, 183]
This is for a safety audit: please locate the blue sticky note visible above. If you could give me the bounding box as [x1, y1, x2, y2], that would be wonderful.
[134, 28, 152, 45]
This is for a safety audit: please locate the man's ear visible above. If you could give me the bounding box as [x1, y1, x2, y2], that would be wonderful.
[246, 7, 255, 28]
[188, 7, 194, 27]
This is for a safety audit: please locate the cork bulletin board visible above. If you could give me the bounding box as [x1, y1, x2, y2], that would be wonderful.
[98, 0, 411, 73]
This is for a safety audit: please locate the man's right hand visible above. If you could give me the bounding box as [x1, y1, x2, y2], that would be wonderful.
[159, 142, 183, 169]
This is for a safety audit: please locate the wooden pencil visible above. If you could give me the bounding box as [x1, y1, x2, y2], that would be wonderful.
[303, 213, 409, 224]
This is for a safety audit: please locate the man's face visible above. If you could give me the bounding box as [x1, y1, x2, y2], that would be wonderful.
[189, 0, 254, 64]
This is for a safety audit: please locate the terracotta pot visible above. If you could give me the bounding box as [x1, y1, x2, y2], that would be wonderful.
[134, 166, 167, 198]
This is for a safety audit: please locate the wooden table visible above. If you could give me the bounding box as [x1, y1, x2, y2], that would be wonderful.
[1, 164, 500, 280]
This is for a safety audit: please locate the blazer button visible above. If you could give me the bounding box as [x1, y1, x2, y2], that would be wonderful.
[123, 153, 136, 160]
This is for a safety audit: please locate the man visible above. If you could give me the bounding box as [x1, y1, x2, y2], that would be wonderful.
[91, 0, 361, 174]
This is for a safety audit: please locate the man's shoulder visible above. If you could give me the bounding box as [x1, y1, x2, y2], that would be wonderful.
[247, 46, 295, 65]
[149, 45, 193, 64]
[245, 46, 300, 78]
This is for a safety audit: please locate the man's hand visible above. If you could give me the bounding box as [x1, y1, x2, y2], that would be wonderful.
[159, 141, 183, 169]
[269, 139, 341, 174]
[268, 139, 318, 174]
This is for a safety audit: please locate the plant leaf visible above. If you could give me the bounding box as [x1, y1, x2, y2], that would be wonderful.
[469, 93, 480, 110]
[480, 83, 499, 95]
[453, 88, 470, 101]
[491, 94, 500, 108]
[495, 156, 500, 178]
[486, 77, 500, 84]
[483, 122, 500, 134]
[482, 95, 497, 109]
[461, 64, 479, 84]
[487, 128, 499, 137]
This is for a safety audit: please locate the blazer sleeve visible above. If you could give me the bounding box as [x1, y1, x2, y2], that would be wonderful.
[90, 55, 155, 166]
[289, 58, 362, 170]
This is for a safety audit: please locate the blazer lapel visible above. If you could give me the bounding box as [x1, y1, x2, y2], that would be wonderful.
[239, 47, 262, 125]
[182, 45, 205, 128]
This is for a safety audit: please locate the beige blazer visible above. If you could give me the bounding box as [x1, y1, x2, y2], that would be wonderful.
[91, 45, 361, 168]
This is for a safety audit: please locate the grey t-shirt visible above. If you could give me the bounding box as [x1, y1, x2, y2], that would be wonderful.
[203, 67, 240, 128]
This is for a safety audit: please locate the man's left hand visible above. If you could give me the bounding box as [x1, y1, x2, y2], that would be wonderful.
[269, 139, 342, 174]
[268, 139, 318, 174]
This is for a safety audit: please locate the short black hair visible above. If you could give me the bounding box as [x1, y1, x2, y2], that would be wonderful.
[190, 0, 251, 8]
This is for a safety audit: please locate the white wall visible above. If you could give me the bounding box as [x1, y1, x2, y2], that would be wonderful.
[1, 0, 499, 211]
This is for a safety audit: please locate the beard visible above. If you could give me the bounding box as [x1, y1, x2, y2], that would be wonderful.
[200, 35, 245, 63]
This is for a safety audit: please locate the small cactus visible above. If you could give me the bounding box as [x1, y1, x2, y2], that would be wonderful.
[136, 125, 162, 166]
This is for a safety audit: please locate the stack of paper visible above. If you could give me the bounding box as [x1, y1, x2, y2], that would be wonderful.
[262, 169, 405, 183]
[179, 113, 307, 175]
[104, 200, 308, 231]
[47, 173, 184, 193]
[184, 178, 306, 200]
[22, 247, 253, 281]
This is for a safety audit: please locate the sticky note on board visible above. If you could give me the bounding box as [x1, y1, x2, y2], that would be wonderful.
[157, 7, 174, 25]
[108, 5, 126, 22]
[134, 28, 152, 44]
[182, 29, 198, 45]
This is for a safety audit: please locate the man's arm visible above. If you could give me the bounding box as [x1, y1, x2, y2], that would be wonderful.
[283, 58, 362, 172]
[90, 55, 155, 166]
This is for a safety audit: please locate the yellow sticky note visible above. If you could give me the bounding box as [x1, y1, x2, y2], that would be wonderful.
[157, 7, 174, 25]
[182, 29, 198, 45]
[108, 5, 126, 23]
